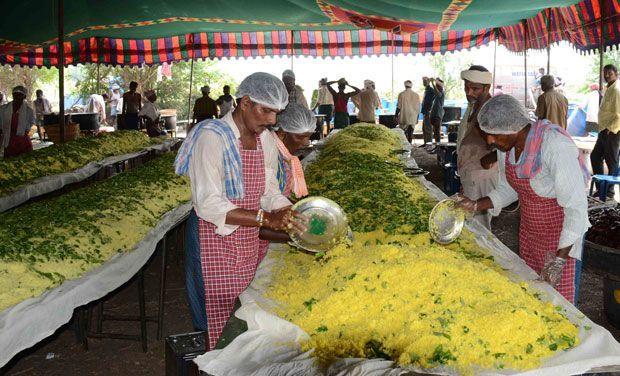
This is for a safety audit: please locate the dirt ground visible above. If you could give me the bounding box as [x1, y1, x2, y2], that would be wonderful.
[2, 138, 619, 376]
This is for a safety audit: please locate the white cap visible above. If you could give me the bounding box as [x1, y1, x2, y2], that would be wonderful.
[276, 103, 316, 134]
[235, 72, 289, 111]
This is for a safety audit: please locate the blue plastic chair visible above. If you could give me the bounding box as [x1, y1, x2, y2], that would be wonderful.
[589, 154, 620, 201]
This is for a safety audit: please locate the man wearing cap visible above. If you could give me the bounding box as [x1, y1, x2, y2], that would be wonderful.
[175, 72, 306, 349]
[139, 90, 165, 137]
[312, 78, 334, 130]
[396, 80, 420, 143]
[282, 70, 309, 109]
[258, 102, 317, 247]
[458, 94, 590, 303]
[193, 86, 219, 124]
[457, 65, 498, 229]
[108, 84, 121, 127]
[0, 86, 36, 158]
[535, 75, 568, 129]
[326, 78, 361, 129]
[354, 80, 381, 124]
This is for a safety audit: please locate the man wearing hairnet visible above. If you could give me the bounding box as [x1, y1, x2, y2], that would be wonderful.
[174, 72, 306, 348]
[457, 65, 498, 230]
[282, 70, 309, 109]
[459, 95, 590, 303]
[353, 79, 381, 123]
[258, 102, 316, 246]
[326, 78, 361, 129]
[0, 86, 36, 158]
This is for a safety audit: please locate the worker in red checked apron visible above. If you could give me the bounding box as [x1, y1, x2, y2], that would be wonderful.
[175, 72, 306, 349]
[459, 95, 590, 304]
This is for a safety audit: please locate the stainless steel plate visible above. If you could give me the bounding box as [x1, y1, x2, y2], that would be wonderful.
[428, 199, 465, 244]
[290, 196, 349, 253]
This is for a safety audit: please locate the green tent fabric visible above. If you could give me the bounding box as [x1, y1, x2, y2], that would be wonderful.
[2, 0, 580, 54]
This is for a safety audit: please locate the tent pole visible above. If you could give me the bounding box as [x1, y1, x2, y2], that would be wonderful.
[492, 30, 498, 93]
[187, 56, 195, 126]
[96, 63, 101, 93]
[391, 32, 395, 103]
[58, 0, 65, 142]
[523, 19, 528, 108]
[546, 8, 551, 74]
[290, 30, 294, 71]
[599, 0, 606, 104]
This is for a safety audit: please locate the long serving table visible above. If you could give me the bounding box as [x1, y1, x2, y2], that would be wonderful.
[194, 128, 620, 376]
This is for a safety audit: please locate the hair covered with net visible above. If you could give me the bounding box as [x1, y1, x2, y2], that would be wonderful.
[235, 72, 289, 110]
[275, 102, 317, 134]
[477, 94, 530, 135]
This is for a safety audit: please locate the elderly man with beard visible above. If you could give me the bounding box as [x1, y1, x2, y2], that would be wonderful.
[457, 65, 498, 229]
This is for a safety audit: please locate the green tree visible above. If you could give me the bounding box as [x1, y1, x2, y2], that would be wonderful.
[584, 50, 620, 93]
[428, 54, 472, 101]
[0, 66, 58, 101]
[69, 60, 236, 120]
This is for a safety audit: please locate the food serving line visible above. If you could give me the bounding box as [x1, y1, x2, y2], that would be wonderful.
[194, 129, 620, 376]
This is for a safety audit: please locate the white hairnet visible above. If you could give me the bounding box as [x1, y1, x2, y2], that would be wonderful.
[12, 86, 27, 96]
[404, 80, 413, 88]
[235, 72, 289, 111]
[477, 94, 530, 135]
[275, 103, 317, 134]
[282, 69, 295, 79]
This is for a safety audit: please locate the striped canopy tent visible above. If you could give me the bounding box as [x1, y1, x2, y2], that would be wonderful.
[0, 0, 618, 67]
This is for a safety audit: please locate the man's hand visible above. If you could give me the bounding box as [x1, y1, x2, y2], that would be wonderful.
[455, 196, 478, 212]
[480, 152, 498, 170]
[264, 207, 307, 235]
[540, 252, 566, 287]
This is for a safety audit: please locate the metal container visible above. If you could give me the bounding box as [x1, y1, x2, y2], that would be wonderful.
[165, 331, 206, 376]
[290, 196, 349, 253]
[428, 199, 465, 244]
[162, 114, 177, 130]
[71, 112, 100, 131]
[43, 113, 71, 125]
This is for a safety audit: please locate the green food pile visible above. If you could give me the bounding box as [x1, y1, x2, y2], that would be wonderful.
[0, 131, 164, 196]
[305, 124, 434, 233]
[0, 153, 190, 311]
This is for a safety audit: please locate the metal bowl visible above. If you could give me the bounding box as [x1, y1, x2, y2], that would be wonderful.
[290, 196, 349, 253]
[428, 199, 465, 244]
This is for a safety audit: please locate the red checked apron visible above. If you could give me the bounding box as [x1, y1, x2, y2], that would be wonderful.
[257, 161, 292, 267]
[505, 156, 576, 303]
[198, 135, 265, 349]
[4, 111, 32, 158]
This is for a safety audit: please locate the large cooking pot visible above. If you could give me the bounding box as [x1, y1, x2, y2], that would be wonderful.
[379, 115, 397, 128]
[71, 112, 100, 131]
[43, 113, 71, 126]
[161, 114, 177, 131]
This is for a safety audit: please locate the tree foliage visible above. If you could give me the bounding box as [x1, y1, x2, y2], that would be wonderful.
[0, 66, 58, 101]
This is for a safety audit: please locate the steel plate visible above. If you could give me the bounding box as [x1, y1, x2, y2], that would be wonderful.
[428, 199, 465, 245]
[290, 196, 349, 253]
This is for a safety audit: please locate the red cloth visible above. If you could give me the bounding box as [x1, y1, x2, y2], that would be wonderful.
[198, 135, 266, 349]
[334, 93, 348, 113]
[4, 111, 32, 158]
[505, 156, 576, 303]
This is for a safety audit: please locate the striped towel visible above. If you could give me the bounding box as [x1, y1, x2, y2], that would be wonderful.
[271, 131, 309, 197]
[174, 119, 244, 199]
[517, 120, 590, 184]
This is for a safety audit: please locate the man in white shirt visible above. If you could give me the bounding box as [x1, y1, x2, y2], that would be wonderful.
[579, 83, 600, 135]
[33, 89, 52, 138]
[312, 78, 334, 129]
[138, 90, 165, 137]
[175, 72, 305, 348]
[354, 79, 381, 123]
[282, 70, 309, 109]
[108, 84, 121, 127]
[396, 80, 420, 143]
[86, 93, 107, 124]
[459, 94, 590, 304]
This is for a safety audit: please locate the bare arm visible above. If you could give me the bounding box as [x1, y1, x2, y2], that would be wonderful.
[259, 228, 291, 243]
